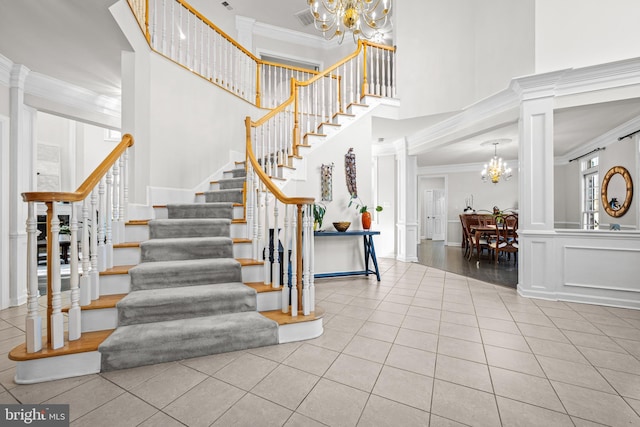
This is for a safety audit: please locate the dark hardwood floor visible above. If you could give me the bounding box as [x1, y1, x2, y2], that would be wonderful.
[417, 240, 518, 288]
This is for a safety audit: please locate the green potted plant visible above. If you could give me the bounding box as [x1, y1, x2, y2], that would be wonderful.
[59, 224, 71, 242]
[348, 195, 383, 230]
[312, 203, 326, 231]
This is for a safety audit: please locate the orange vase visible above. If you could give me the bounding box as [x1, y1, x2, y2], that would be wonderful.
[361, 211, 372, 230]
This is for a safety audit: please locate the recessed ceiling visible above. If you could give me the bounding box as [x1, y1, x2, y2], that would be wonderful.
[414, 97, 640, 167]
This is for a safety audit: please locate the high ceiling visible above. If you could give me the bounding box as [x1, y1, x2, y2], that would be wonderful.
[1, 0, 639, 166]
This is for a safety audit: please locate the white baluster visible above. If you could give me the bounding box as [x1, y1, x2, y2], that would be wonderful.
[49, 203, 64, 349]
[90, 189, 100, 300]
[281, 204, 290, 314]
[290, 206, 298, 317]
[273, 201, 280, 289]
[25, 202, 42, 353]
[376, 47, 381, 95]
[80, 198, 91, 306]
[263, 191, 271, 285]
[246, 165, 254, 257]
[68, 202, 81, 341]
[170, 0, 175, 59]
[105, 169, 113, 269]
[111, 158, 120, 244]
[309, 213, 315, 313]
[98, 177, 106, 272]
[114, 149, 129, 243]
[302, 205, 310, 316]
[385, 49, 391, 97]
[392, 49, 397, 97]
[356, 52, 362, 102]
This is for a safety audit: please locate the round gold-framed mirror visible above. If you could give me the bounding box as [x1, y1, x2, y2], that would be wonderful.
[601, 166, 633, 218]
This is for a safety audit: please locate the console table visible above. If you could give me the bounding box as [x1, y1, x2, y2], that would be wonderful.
[314, 230, 381, 281]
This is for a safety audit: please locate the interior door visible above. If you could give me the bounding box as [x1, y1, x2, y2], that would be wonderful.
[432, 189, 445, 241]
[424, 189, 434, 239]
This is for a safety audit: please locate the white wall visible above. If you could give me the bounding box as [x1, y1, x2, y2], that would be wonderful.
[375, 155, 396, 258]
[285, 116, 380, 273]
[0, 84, 9, 117]
[535, 0, 640, 73]
[437, 168, 519, 244]
[395, 0, 534, 119]
[599, 137, 637, 228]
[146, 54, 259, 191]
[76, 122, 118, 185]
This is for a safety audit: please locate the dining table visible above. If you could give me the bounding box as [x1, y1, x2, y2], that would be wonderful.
[469, 224, 515, 260]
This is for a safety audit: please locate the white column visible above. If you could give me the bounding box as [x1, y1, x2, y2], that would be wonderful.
[394, 138, 418, 262]
[0, 116, 11, 310]
[9, 64, 32, 307]
[517, 92, 557, 298]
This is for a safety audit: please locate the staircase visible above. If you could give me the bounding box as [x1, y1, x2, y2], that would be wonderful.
[10, 163, 323, 382]
[99, 166, 280, 371]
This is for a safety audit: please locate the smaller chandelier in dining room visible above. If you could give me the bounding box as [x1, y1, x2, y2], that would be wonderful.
[481, 139, 513, 184]
[307, 0, 392, 44]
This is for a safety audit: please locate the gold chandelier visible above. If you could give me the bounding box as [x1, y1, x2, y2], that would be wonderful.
[481, 140, 512, 184]
[307, 0, 391, 43]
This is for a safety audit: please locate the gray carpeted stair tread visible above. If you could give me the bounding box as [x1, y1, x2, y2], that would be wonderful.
[231, 169, 246, 178]
[129, 258, 241, 290]
[167, 202, 233, 219]
[149, 218, 231, 239]
[140, 236, 233, 262]
[117, 282, 257, 326]
[218, 177, 245, 190]
[99, 311, 278, 371]
[204, 189, 243, 203]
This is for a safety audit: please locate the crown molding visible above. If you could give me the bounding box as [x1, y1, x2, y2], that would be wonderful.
[25, 71, 120, 119]
[10, 64, 30, 89]
[555, 56, 640, 98]
[406, 88, 520, 155]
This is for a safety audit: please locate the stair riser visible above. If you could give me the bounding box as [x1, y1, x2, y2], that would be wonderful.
[99, 274, 130, 295]
[233, 243, 251, 258]
[256, 290, 281, 311]
[304, 134, 325, 145]
[333, 114, 354, 126]
[318, 124, 340, 136]
[231, 223, 248, 239]
[14, 352, 101, 384]
[153, 207, 168, 219]
[278, 319, 324, 344]
[81, 308, 118, 332]
[241, 264, 264, 282]
[113, 247, 140, 266]
[124, 225, 149, 242]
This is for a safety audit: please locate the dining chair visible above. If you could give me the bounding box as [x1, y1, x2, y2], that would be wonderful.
[489, 214, 518, 264]
[462, 214, 489, 260]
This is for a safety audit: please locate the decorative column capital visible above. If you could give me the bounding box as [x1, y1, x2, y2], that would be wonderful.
[10, 64, 30, 89]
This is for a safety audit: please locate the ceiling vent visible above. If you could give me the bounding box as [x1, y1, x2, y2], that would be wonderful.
[295, 9, 315, 26]
[221, 1, 233, 10]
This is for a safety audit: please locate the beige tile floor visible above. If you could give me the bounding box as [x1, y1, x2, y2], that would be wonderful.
[2, 258, 640, 426]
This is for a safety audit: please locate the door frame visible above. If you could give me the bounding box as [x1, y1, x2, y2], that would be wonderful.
[417, 174, 449, 244]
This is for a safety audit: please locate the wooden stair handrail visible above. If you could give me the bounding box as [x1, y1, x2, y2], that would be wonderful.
[22, 134, 134, 203]
[245, 117, 314, 206]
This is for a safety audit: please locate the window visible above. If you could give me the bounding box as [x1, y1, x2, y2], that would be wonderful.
[581, 156, 599, 229]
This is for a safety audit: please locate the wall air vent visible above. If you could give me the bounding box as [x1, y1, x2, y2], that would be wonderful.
[295, 9, 315, 26]
[221, 1, 233, 10]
